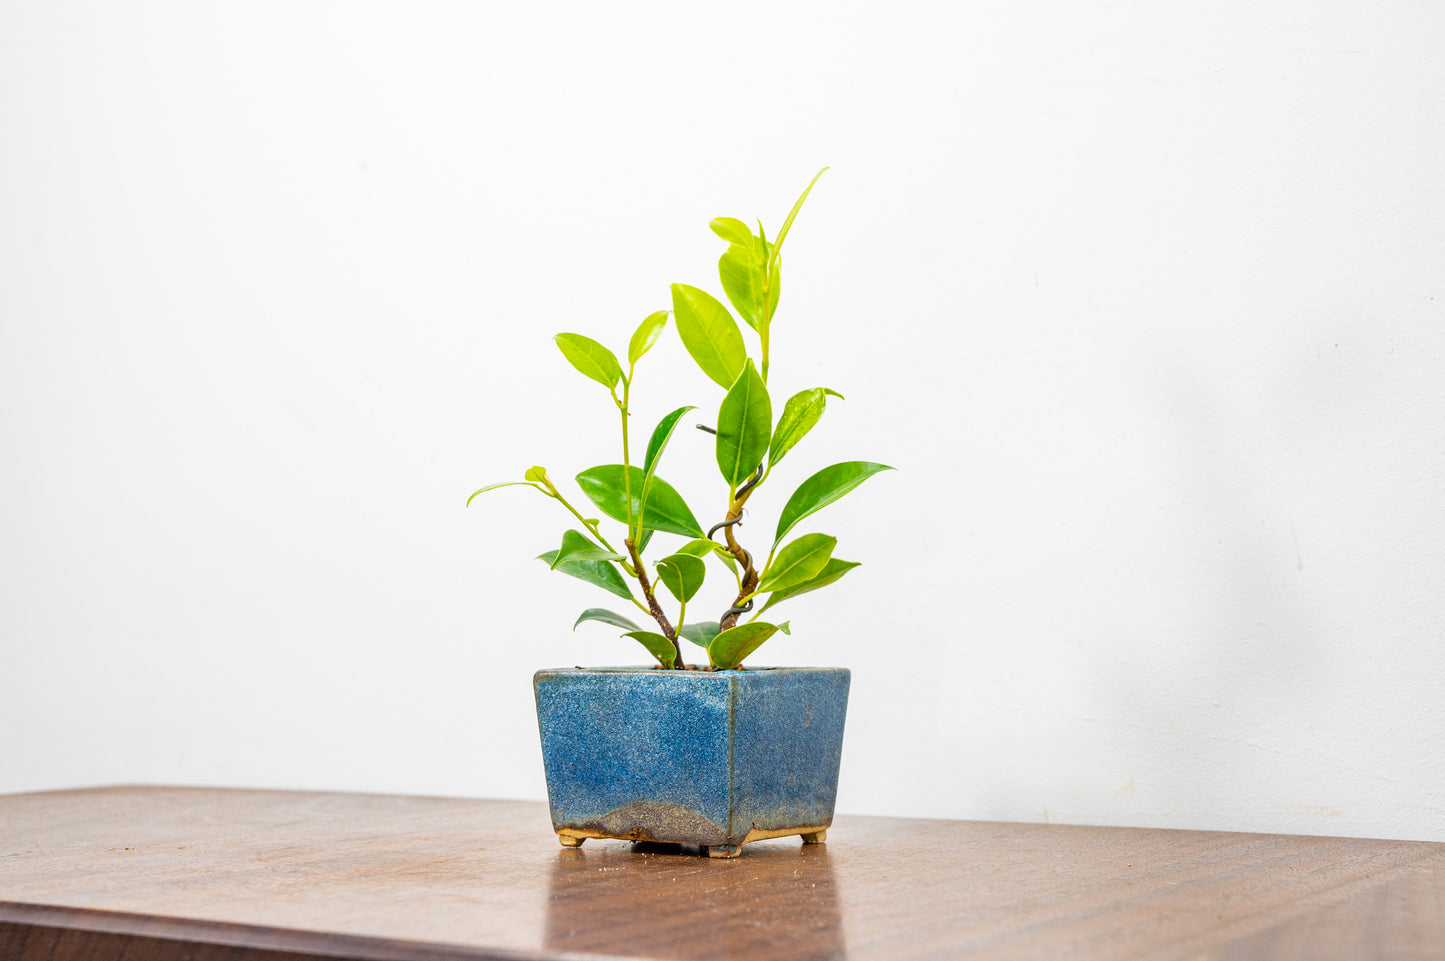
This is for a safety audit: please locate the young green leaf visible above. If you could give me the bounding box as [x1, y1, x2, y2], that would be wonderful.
[575, 465, 704, 538]
[769, 167, 828, 272]
[643, 406, 696, 475]
[768, 388, 843, 469]
[709, 217, 754, 246]
[554, 333, 623, 389]
[537, 551, 634, 601]
[654, 552, 706, 603]
[635, 405, 697, 537]
[718, 237, 769, 332]
[708, 620, 791, 671]
[675, 538, 737, 574]
[573, 608, 644, 633]
[523, 465, 550, 484]
[670, 284, 746, 390]
[550, 529, 626, 569]
[774, 461, 894, 546]
[716, 359, 772, 489]
[679, 621, 721, 649]
[465, 480, 545, 507]
[757, 558, 861, 615]
[622, 631, 678, 669]
[628, 310, 669, 366]
[756, 533, 836, 595]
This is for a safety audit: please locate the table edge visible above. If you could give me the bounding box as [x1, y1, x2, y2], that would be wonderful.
[0, 900, 550, 961]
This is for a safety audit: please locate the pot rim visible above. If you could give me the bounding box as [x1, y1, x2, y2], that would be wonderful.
[534, 665, 849, 675]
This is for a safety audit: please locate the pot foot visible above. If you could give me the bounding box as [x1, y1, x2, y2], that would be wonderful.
[707, 844, 742, 859]
[800, 829, 827, 844]
[558, 835, 585, 848]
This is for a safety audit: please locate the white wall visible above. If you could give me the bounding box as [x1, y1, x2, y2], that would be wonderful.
[3, 0, 1442, 842]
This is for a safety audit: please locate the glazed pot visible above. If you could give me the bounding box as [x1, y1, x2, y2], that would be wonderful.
[534, 666, 850, 858]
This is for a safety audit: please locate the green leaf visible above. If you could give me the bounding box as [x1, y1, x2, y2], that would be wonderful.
[676, 538, 737, 574]
[622, 631, 677, 669]
[636, 405, 697, 538]
[655, 552, 706, 603]
[537, 550, 634, 602]
[671, 284, 746, 390]
[708, 620, 791, 671]
[758, 558, 860, 615]
[524, 465, 549, 483]
[769, 167, 828, 272]
[550, 529, 625, 569]
[679, 621, 721, 649]
[709, 217, 753, 246]
[554, 333, 623, 389]
[466, 480, 544, 507]
[573, 608, 643, 633]
[575, 465, 704, 538]
[768, 387, 842, 468]
[774, 461, 894, 546]
[718, 237, 769, 332]
[756, 533, 836, 595]
[643, 406, 696, 475]
[628, 310, 669, 366]
[716, 359, 772, 489]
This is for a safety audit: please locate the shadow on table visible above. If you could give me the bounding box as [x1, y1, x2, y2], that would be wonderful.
[542, 838, 846, 960]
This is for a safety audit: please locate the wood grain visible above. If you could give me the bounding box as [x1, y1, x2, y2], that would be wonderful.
[0, 786, 1441, 960]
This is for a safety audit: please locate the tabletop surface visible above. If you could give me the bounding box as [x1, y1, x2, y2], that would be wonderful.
[0, 786, 1441, 961]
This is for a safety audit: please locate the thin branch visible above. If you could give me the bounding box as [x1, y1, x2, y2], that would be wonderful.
[627, 537, 683, 668]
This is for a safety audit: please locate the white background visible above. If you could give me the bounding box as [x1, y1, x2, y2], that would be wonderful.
[3, 0, 1443, 842]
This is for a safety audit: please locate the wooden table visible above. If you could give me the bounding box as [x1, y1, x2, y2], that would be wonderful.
[0, 787, 1441, 960]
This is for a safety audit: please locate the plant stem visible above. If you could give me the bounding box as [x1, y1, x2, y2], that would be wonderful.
[717, 475, 763, 631]
[618, 377, 635, 543]
[548, 489, 632, 573]
[627, 536, 682, 668]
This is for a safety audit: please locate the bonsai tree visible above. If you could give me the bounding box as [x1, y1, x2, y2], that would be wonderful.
[469, 169, 890, 670]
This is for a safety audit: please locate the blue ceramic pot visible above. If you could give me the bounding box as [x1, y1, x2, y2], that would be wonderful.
[534, 666, 850, 858]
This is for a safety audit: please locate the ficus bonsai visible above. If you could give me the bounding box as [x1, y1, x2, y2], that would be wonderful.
[468, 168, 891, 671]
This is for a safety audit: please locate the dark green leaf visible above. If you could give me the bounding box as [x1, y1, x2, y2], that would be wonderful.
[550, 529, 625, 569]
[709, 217, 753, 246]
[573, 608, 643, 633]
[708, 620, 791, 671]
[768, 387, 841, 468]
[716, 359, 771, 489]
[676, 538, 737, 574]
[554, 333, 623, 389]
[679, 621, 721, 649]
[671, 284, 746, 390]
[774, 461, 894, 546]
[628, 310, 669, 366]
[537, 550, 634, 602]
[655, 552, 706, 603]
[756, 533, 836, 595]
[758, 558, 860, 615]
[575, 465, 704, 538]
[622, 630, 677, 669]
